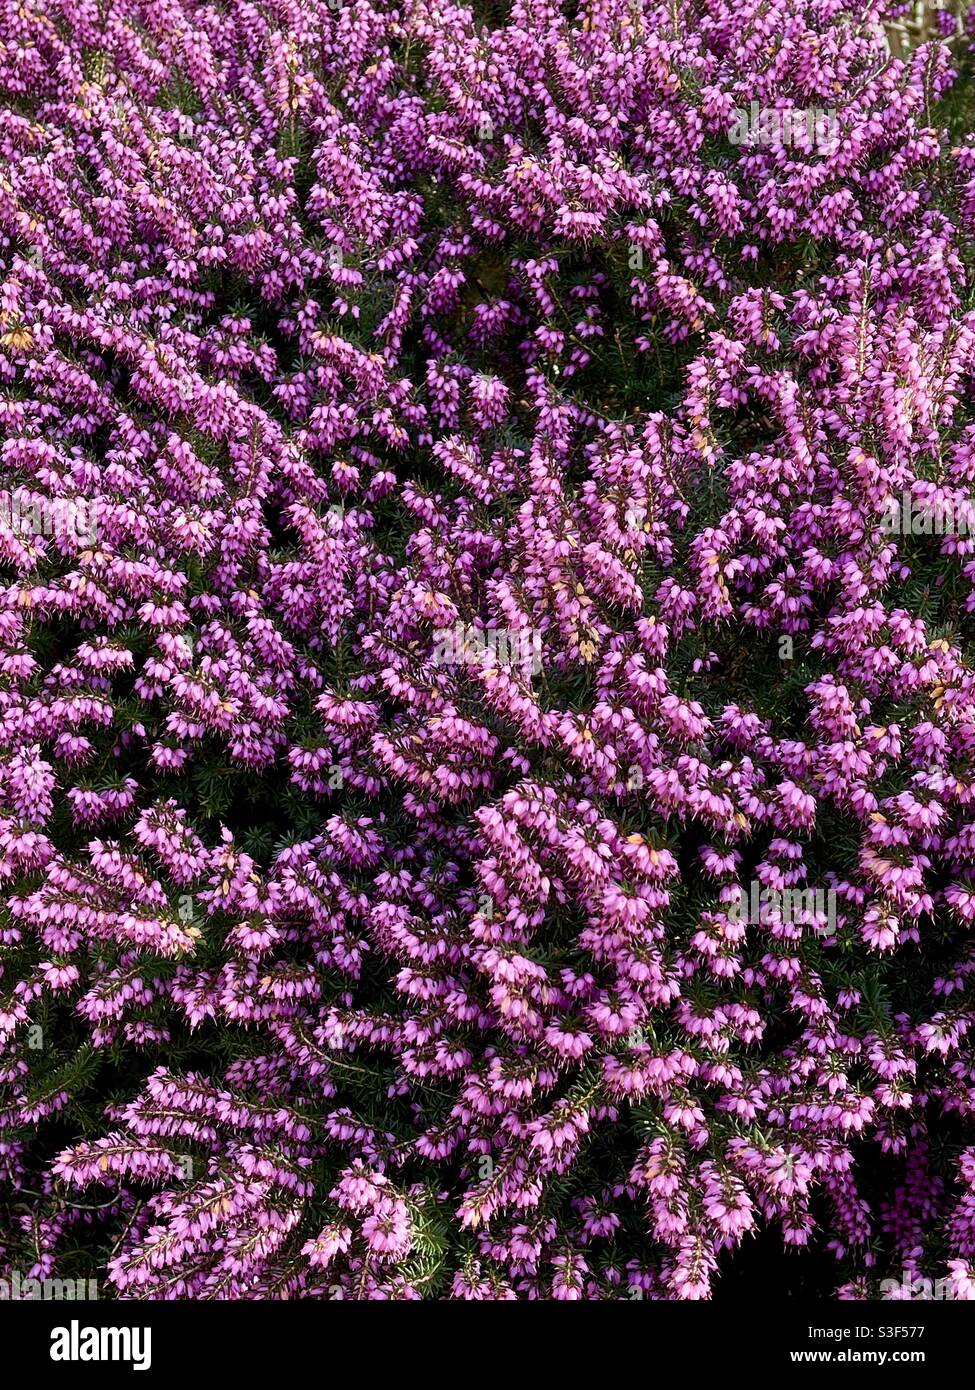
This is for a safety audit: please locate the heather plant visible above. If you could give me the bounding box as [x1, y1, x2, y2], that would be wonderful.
[2, 0, 975, 1301]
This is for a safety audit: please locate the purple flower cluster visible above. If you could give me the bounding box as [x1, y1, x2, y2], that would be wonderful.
[3, 0, 975, 1300]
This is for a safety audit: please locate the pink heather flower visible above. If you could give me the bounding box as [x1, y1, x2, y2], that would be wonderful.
[2, 0, 975, 1306]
